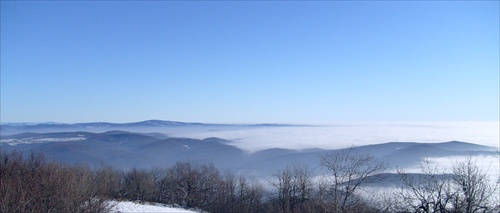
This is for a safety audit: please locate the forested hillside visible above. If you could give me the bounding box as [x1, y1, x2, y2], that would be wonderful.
[2, 150, 498, 213]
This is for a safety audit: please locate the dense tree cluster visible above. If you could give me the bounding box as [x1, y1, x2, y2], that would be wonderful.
[118, 162, 265, 212]
[0, 152, 112, 212]
[0, 151, 264, 213]
[1, 150, 498, 213]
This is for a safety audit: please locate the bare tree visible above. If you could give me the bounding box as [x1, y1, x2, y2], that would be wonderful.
[213, 171, 264, 213]
[244, 178, 265, 212]
[166, 161, 222, 209]
[395, 155, 499, 213]
[93, 165, 122, 199]
[451, 156, 498, 213]
[122, 168, 155, 201]
[271, 163, 314, 213]
[318, 147, 387, 212]
[395, 160, 454, 213]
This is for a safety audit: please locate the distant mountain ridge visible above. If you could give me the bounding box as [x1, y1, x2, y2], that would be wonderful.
[1, 130, 497, 178]
[2, 119, 231, 128]
[1, 119, 302, 127]
[0, 120, 304, 135]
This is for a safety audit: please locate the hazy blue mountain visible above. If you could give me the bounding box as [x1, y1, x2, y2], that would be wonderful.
[0, 120, 303, 135]
[1, 130, 497, 178]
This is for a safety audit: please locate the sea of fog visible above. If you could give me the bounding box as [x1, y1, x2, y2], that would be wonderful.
[166, 122, 499, 153]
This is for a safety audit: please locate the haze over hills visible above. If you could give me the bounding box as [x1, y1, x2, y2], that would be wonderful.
[0, 119, 303, 135]
[1, 129, 497, 179]
[1, 120, 499, 210]
[2, 1, 498, 211]
[3, 120, 498, 151]
[2, 120, 499, 183]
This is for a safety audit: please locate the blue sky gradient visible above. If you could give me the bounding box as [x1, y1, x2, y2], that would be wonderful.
[1, 1, 498, 123]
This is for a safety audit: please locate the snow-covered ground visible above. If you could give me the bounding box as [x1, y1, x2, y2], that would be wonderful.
[1, 136, 86, 145]
[108, 200, 197, 213]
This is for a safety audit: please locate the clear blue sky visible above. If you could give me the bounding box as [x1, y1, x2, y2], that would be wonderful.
[1, 1, 498, 124]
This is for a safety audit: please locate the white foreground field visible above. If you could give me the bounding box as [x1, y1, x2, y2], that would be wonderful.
[109, 200, 197, 213]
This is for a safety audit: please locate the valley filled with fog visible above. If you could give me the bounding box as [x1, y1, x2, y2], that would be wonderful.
[2, 120, 499, 212]
[166, 121, 499, 152]
[2, 120, 498, 175]
[2, 1, 498, 212]
[4, 121, 496, 151]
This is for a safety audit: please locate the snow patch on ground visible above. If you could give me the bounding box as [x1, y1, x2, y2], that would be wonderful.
[1, 137, 86, 145]
[108, 200, 197, 213]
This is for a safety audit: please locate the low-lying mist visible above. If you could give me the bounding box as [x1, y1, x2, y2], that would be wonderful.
[166, 122, 499, 152]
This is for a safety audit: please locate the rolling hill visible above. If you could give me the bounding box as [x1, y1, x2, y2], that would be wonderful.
[1, 130, 497, 178]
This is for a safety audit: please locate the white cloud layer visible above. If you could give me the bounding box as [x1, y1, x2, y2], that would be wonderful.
[167, 122, 499, 152]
